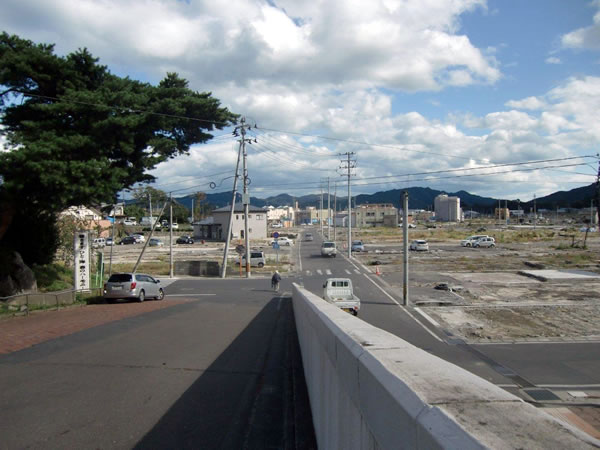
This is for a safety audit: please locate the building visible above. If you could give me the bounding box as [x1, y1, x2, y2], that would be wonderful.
[295, 207, 331, 226]
[495, 208, 510, 221]
[434, 194, 461, 222]
[355, 204, 398, 227]
[193, 203, 267, 241]
[264, 205, 295, 224]
[59, 205, 112, 237]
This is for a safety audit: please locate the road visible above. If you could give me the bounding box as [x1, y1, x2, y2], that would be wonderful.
[0, 279, 316, 449]
[296, 228, 600, 401]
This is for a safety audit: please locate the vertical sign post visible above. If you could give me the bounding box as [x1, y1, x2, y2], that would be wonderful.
[74, 231, 90, 291]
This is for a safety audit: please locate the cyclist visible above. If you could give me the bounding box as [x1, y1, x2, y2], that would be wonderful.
[271, 270, 281, 292]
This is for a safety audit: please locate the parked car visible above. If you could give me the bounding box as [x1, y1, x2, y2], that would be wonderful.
[132, 233, 145, 243]
[460, 235, 489, 247]
[176, 235, 194, 244]
[409, 239, 429, 251]
[149, 238, 164, 247]
[473, 237, 495, 248]
[92, 238, 105, 249]
[168, 222, 179, 230]
[103, 273, 164, 303]
[304, 232, 314, 241]
[351, 240, 365, 252]
[580, 226, 597, 232]
[105, 237, 114, 246]
[235, 251, 266, 268]
[321, 241, 337, 257]
[122, 219, 137, 226]
[271, 223, 283, 228]
[119, 236, 137, 245]
[271, 236, 293, 246]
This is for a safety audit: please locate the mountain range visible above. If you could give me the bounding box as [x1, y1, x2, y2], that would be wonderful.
[173, 183, 597, 212]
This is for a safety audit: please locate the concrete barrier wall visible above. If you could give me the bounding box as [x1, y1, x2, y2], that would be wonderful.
[292, 284, 597, 449]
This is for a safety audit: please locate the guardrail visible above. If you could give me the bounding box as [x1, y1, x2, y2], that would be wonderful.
[292, 283, 597, 449]
[0, 288, 103, 315]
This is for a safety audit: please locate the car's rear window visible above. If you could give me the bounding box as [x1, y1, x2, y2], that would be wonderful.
[322, 242, 335, 248]
[108, 274, 132, 282]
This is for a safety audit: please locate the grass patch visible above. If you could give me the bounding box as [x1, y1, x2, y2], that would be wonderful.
[32, 263, 73, 292]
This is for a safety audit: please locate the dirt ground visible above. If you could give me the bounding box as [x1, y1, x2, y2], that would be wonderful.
[352, 224, 600, 343]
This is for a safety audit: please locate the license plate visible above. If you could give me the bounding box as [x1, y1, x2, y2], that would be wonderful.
[111, 286, 122, 291]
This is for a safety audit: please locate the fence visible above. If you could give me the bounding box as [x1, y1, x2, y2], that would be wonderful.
[0, 288, 103, 316]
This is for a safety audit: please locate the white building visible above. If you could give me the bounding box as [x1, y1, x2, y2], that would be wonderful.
[434, 194, 461, 222]
[264, 205, 295, 223]
[194, 203, 267, 241]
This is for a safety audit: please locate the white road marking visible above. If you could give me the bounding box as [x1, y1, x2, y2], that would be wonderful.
[317, 269, 323, 275]
[325, 269, 332, 275]
[361, 273, 443, 342]
[345, 269, 351, 274]
[354, 269, 361, 274]
[305, 270, 312, 276]
[414, 307, 441, 327]
[167, 294, 216, 297]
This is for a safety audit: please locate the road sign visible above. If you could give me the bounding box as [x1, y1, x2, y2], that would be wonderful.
[235, 244, 245, 255]
[272, 242, 280, 250]
[273, 232, 279, 239]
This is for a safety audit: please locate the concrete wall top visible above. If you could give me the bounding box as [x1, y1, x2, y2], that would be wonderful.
[292, 283, 598, 449]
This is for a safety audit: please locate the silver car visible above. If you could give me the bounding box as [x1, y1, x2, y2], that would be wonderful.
[103, 273, 164, 303]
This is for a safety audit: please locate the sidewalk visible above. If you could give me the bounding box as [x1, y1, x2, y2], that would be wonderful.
[0, 299, 190, 354]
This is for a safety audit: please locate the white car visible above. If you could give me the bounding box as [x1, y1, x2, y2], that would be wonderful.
[460, 235, 489, 247]
[473, 237, 495, 248]
[271, 237, 293, 246]
[409, 240, 429, 251]
[580, 226, 597, 232]
[271, 223, 283, 228]
[132, 234, 145, 243]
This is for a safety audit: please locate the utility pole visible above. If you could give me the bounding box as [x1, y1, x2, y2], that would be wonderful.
[533, 194, 537, 230]
[240, 117, 253, 278]
[191, 198, 194, 224]
[334, 183, 337, 242]
[169, 193, 174, 278]
[327, 177, 331, 240]
[596, 156, 600, 228]
[220, 137, 243, 278]
[149, 192, 153, 220]
[340, 152, 356, 258]
[320, 183, 324, 236]
[402, 191, 409, 305]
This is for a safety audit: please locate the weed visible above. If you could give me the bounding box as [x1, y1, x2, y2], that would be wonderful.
[32, 263, 73, 292]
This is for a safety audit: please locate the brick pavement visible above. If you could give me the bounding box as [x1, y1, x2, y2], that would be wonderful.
[0, 300, 190, 355]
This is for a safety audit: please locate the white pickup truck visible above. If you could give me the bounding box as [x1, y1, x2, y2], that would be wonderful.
[323, 278, 360, 316]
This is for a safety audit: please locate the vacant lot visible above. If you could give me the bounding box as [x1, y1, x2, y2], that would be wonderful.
[351, 224, 600, 343]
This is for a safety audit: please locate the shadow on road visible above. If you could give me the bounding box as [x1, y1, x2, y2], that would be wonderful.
[134, 296, 316, 449]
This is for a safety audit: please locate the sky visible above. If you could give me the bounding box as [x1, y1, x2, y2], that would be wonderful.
[2, 0, 600, 202]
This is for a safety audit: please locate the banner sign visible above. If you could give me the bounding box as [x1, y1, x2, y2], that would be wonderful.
[74, 231, 90, 291]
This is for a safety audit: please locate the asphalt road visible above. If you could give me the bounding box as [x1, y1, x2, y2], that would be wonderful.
[0, 279, 316, 449]
[296, 228, 600, 398]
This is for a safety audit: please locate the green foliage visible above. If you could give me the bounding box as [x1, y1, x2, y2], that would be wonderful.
[0, 32, 238, 267]
[123, 204, 145, 221]
[32, 262, 73, 292]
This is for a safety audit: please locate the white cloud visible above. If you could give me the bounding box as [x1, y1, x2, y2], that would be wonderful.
[505, 97, 547, 110]
[561, 1, 600, 49]
[545, 56, 561, 64]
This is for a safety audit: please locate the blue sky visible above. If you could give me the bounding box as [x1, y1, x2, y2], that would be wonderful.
[2, 0, 600, 202]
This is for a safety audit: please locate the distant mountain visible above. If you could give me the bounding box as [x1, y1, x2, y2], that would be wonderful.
[169, 183, 596, 212]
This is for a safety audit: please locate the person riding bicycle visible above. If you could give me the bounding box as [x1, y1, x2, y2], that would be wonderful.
[271, 271, 282, 291]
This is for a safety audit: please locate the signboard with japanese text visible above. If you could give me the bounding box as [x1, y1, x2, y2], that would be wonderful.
[74, 231, 90, 291]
